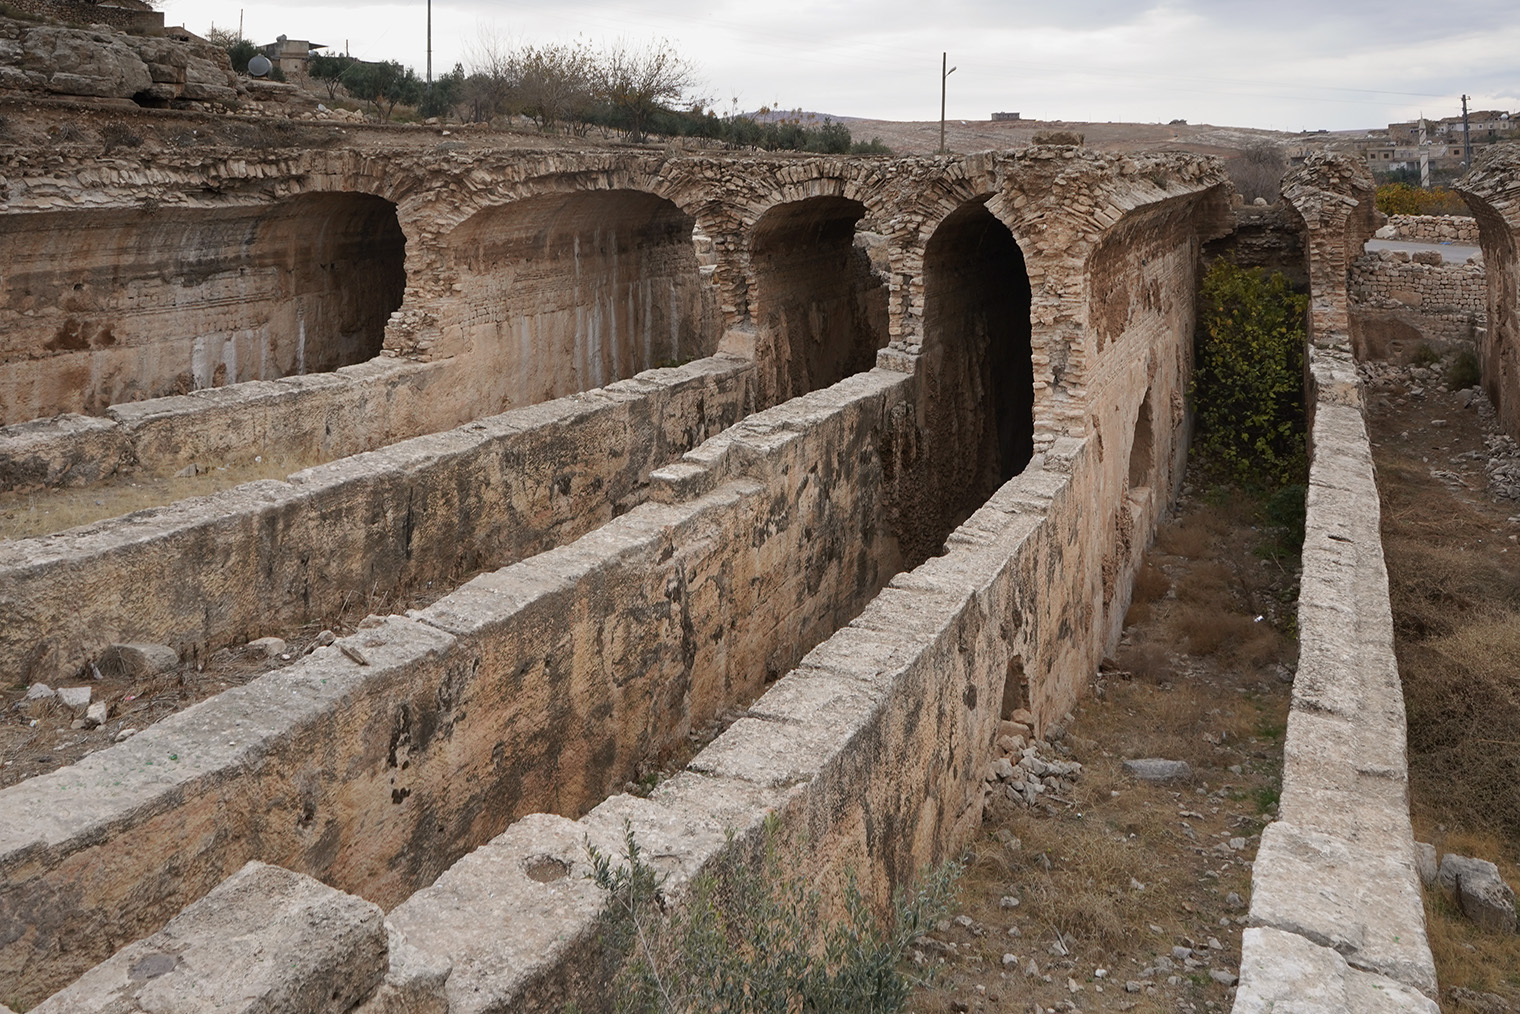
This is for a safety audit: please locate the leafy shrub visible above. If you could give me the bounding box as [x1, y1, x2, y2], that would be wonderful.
[1375, 182, 1469, 217]
[1410, 343, 1441, 367]
[588, 819, 961, 1014]
[1191, 261, 1308, 488]
[1448, 348, 1482, 390]
[1257, 483, 1307, 560]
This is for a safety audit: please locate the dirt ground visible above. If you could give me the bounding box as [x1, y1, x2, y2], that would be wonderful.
[1362, 355, 1520, 1011]
[909, 478, 1299, 1014]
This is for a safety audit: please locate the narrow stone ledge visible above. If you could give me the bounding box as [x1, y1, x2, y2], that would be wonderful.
[30, 861, 387, 1014]
[1234, 927, 1439, 1014]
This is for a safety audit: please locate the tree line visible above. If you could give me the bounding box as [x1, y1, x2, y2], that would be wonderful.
[206, 26, 887, 153]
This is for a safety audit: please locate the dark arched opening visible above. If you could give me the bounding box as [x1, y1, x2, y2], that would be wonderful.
[0, 191, 406, 425]
[444, 190, 716, 410]
[905, 198, 1033, 563]
[750, 195, 889, 402]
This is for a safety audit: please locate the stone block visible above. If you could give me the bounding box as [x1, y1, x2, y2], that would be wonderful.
[1414, 842, 1438, 888]
[30, 861, 387, 1014]
[1234, 927, 1439, 1013]
[1122, 758, 1192, 781]
[1438, 854, 1518, 933]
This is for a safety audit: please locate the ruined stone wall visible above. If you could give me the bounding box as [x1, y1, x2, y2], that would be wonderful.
[0, 356, 755, 685]
[1382, 213, 1479, 245]
[1236, 153, 1438, 1014]
[0, 194, 406, 424]
[1350, 250, 1486, 315]
[1456, 147, 1520, 442]
[0, 369, 903, 1005]
[0, 146, 1231, 1011]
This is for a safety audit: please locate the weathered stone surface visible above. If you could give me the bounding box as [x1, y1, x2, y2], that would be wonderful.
[97, 643, 179, 679]
[247, 636, 287, 658]
[1414, 842, 1438, 888]
[350, 924, 451, 1014]
[7, 23, 152, 97]
[1233, 927, 1440, 1013]
[1438, 854, 1518, 933]
[29, 861, 386, 1014]
[55, 686, 90, 715]
[1123, 758, 1192, 781]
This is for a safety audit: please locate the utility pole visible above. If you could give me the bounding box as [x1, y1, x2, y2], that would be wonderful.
[426, 0, 433, 86]
[238, 9, 243, 42]
[1419, 115, 1430, 188]
[1462, 94, 1472, 167]
[939, 53, 957, 155]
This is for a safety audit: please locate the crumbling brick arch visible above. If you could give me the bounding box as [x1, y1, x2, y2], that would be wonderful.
[436, 188, 717, 410]
[746, 195, 890, 402]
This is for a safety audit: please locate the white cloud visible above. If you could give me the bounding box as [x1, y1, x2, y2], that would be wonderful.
[157, 0, 1520, 130]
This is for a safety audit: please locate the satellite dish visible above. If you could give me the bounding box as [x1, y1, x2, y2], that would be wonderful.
[248, 54, 272, 78]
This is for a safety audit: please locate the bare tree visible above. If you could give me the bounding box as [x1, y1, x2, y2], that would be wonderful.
[596, 38, 697, 143]
[515, 40, 597, 133]
[1228, 140, 1289, 204]
[461, 26, 518, 123]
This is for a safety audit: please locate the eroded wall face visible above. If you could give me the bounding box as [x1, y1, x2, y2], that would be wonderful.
[0, 193, 405, 425]
[900, 200, 1033, 565]
[442, 191, 717, 410]
[750, 197, 889, 402]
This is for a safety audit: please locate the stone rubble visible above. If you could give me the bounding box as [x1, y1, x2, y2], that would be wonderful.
[1437, 853, 1519, 934]
[983, 713, 1084, 809]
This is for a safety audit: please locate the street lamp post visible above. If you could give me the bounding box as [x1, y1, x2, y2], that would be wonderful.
[939, 53, 957, 155]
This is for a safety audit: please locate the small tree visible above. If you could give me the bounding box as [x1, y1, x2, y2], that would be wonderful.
[515, 40, 596, 133]
[308, 52, 358, 101]
[205, 23, 258, 77]
[1228, 140, 1288, 204]
[419, 63, 465, 120]
[597, 39, 697, 143]
[1191, 261, 1308, 488]
[345, 60, 422, 122]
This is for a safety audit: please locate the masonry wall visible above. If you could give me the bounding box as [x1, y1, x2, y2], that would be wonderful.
[0, 370, 904, 1006]
[1235, 152, 1439, 1014]
[1350, 250, 1486, 315]
[1456, 150, 1520, 442]
[0, 356, 755, 685]
[1382, 213, 1479, 245]
[0, 194, 406, 425]
[437, 190, 718, 412]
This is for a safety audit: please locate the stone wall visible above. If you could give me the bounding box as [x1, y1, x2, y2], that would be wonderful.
[1381, 213, 1479, 245]
[0, 369, 903, 1005]
[0, 355, 755, 685]
[0, 144, 1230, 1011]
[1235, 153, 1438, 1014]
[1457, 148, 1520, 442]
[0, 194, 407, 424]
[1350, 249, 1486, 315]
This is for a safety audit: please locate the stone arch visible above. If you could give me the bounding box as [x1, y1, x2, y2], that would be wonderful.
[896, 195, 1034, 565]
[747, 194, 889, 402]
[436, 187, 717, 410]
[0, 190, 407, 425]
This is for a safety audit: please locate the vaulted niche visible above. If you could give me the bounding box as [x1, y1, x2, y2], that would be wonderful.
[445, 190, 716, 410]
[750, 195, 889, 402]
[0, 192, 406, 426]
[908, 198, 1034, 564]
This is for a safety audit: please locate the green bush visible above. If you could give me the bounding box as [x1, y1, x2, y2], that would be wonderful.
[588, 819, 961, 1014]
[1191, 260, 1308, 488]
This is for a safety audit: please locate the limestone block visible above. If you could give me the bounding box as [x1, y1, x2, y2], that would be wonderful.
[350, 924, 451, 1014]
[1249, 820, 1436, 994]
[1414, 842, 1438, 888]
[1122, 757, 1192, 781]
[1437, 854, 1518, 933]
[1233, 927, 1439, 1013]
[30, 861, 387, 1014]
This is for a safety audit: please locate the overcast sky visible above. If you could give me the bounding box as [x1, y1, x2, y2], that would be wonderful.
[156, 0, 1519, 132]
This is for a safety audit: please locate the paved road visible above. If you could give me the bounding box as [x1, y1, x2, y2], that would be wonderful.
[1364, 238, 1481, 263]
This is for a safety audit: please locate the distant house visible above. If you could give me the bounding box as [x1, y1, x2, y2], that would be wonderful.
[991, 112, 1021, 122]
[260, 35, 327, 77]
